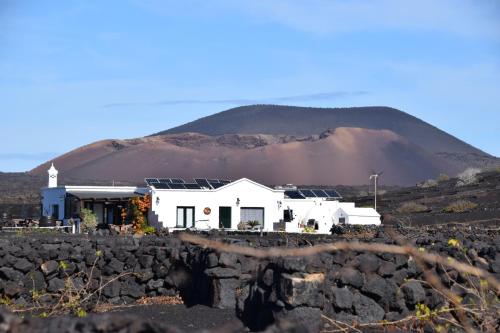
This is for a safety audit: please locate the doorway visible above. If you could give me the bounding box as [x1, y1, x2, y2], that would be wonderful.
[219, 207, 232, 229]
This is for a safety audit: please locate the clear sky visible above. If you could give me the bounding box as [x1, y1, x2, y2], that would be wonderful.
[1, 0, 499, 172]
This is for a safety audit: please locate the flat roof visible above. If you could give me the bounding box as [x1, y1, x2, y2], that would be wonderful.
[43, 186, 149, 200]
[340, 206, 380, 217]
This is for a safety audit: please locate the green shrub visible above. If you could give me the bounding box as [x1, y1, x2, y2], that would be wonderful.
[142, 226, 156, 234]
[80, 208, 97, 233]
[443, 200, 478, 213]
[247, 220, 260, 229]
[303, 226, 316, 233]
[396, 202, 429, 214]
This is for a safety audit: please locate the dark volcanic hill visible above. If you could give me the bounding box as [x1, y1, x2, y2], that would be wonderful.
[156, 105, 485, 155]
[29, 105, 498, 186]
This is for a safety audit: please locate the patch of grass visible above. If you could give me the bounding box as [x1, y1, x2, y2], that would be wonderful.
[443, 200, 478, 213]
[396, 202, 429, 214]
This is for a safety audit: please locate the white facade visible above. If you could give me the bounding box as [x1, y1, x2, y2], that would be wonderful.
[281, 200, 380, 233]
[149, 179, 381, 233]
[282, 198, 342, 233]
[41, 186, 66, 220]
[149, 178, 284, 231]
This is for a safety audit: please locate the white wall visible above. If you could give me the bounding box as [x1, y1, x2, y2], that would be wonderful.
[336, 207, 381, 225]
[283, 198, 342, 233]
[150, 179, 284, 231]
[41, 187, 66, 219]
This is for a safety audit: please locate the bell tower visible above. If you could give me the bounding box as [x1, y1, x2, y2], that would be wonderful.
[48, 163, 58, 188]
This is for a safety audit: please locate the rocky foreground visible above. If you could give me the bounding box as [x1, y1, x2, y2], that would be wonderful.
[0, 225, 499, 332]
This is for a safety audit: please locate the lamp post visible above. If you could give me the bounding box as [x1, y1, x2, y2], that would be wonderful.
[369, 173, 379, 211]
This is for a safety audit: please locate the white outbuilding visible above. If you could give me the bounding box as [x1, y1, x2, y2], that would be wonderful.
[335, 204, 381, 225]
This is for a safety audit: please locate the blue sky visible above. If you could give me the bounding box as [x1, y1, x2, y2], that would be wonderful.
[0, 0, 499, 172]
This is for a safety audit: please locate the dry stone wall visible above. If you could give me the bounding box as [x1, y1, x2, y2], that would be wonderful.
[0, 226, 499, 332]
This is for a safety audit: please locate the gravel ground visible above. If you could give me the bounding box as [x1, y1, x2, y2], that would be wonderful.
[101, 304, 245, 332]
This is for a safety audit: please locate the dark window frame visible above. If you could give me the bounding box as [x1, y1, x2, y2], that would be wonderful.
[176, 206, 195, 228]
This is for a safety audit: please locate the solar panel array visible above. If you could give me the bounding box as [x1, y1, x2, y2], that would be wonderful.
[145, 178, 231, 190]
[284, 188, 342, 199]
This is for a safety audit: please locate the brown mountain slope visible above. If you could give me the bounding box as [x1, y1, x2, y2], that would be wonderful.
[157, 105, 489, 156]
[30, 128, 459, 186]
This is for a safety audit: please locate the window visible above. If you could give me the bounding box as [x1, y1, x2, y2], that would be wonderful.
[283, 209, 293, 222]
[240, 207, 264, 227]
[177, 207, 195, 228]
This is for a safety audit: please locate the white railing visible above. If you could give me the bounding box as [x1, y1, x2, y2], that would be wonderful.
[1, 225, 76, 234]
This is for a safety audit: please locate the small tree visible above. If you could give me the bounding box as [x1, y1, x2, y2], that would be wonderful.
[80, 208, 97, 233]
[122, 195, 151, 234]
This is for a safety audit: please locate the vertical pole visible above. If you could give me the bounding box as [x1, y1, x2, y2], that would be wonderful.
[374, 176, 377, 211]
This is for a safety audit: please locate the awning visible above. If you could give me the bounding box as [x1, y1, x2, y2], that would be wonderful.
[66, 189, 145, 200]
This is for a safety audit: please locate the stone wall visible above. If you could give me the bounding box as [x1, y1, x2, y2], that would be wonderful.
[0, 226, 499, 332]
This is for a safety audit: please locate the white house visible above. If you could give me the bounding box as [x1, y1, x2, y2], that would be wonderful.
[41, 165, 381, 233]
[148, 180, 380, 232]
[149, 178, 285, 232]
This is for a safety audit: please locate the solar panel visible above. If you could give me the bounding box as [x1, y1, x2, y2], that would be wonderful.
[324, 189, 342, 198]
[284, 190, 305, 199]
[152, 183, 170, 189]
[145, 178, 160, 186]
[194, 178, 211, 188]
[184, 183, 202, 189]
[169, 183, 186, 189]
[312, 189, 328, 197]
[170, 178, 185, 184]
[158, 178, 171, 184]
[299, 189, 316, 197]
[207, 179, 219, 183]
[218, 179, 231, 184]
[209, 181, 224, 189]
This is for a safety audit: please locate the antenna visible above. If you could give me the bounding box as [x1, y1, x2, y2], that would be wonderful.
[369, 171, 383, 211]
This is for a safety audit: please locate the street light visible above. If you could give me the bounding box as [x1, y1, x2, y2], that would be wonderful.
[369, 172, 382, 211]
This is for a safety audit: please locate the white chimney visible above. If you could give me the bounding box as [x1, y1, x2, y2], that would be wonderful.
[48, 163, 58, 188]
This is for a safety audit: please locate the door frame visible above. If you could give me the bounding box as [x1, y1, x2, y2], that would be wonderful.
[219, 206, 232, 229]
